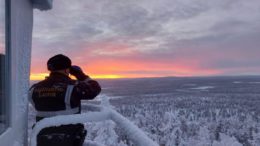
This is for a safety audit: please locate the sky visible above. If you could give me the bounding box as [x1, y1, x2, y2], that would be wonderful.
[31, 0, 260, 80]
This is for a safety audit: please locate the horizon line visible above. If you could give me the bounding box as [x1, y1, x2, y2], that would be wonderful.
[29, 74, 260, 81]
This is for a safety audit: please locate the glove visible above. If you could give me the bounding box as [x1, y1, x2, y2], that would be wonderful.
[70, 65, 89, 81]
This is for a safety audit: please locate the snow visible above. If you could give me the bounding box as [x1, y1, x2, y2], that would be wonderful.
[29, 99, 158, 146]
[30, 111, 111, 146]
[89, 94, 124, 102]
[110, 109, 158, 146]
[28, 77, 260, 146]
[183, 83, 197, 86]
[3, 0, 34, 145]
[84, 140, 106, 146]
[234, 81, 260, 84]
[191, 86, 215, 90]
[249, 82, 260, 84]
[13, 141, 21, 146]
[92, 121, 119, 145]
[233, 81, 243, 84]
[212, 133, 243, 146]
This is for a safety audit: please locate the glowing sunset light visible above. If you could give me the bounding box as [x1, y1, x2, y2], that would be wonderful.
[91, 74, 126, 79]
[31, 0, 260, 80]
[30, 73, 49, 80]
[30, 58, 223, 80]
[30, 73, 125, 80]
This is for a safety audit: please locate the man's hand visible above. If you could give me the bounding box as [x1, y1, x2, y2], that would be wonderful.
[70, 65, 89, 81]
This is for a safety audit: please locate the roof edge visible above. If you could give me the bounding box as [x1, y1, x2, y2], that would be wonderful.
[32, 0, 53, 11]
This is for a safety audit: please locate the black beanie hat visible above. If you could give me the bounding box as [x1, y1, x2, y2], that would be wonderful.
[47, 54, 72, 71]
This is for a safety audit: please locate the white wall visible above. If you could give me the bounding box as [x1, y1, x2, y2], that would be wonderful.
[0, 0, 33, 145]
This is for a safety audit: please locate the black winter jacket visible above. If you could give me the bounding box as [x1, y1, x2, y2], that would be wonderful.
[29, 72, 101, 121]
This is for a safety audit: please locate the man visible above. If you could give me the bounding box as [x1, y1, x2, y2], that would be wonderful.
[29, 54, 101, 146]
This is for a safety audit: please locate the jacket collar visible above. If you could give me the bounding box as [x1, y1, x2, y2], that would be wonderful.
[49, 72, 71, 80]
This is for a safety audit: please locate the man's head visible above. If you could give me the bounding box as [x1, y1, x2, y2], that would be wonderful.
[47, 54, 71, 75]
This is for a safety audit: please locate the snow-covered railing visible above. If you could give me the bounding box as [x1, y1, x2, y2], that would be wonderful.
[29, 99, 159, 146]
[85, 140, 106, 146]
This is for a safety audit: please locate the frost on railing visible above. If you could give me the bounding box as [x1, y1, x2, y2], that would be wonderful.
[29, 97, 159, 146]
[85, 140, 106, 146]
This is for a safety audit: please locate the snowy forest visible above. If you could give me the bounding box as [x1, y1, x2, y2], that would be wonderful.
[29, 76, 260, 146]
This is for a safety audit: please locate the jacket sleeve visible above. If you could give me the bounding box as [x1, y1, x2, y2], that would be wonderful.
[74, 79, 101, 100]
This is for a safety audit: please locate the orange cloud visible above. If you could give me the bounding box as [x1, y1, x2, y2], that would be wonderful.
[30, 59, 220, 80]
[30, 41, 224, 80]
[30, 52, 223, 80]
